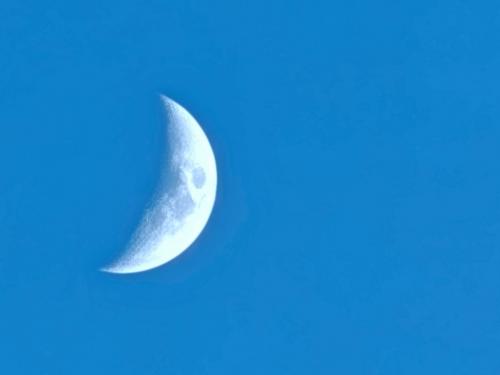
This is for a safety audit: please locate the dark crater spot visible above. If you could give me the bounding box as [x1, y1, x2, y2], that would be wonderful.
[192, 167, 206, 188]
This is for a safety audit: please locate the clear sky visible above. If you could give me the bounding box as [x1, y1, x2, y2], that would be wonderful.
[1, 0, 499, 373]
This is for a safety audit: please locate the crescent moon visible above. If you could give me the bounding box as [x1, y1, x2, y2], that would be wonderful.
[101, 95, 217, 274]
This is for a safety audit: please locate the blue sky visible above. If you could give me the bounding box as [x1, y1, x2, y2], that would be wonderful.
[1, 0, 500, 373]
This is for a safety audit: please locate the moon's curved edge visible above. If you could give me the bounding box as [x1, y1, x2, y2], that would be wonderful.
[100, 95, 217, 274]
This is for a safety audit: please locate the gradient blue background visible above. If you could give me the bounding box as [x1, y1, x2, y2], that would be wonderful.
[1, 0, 499, 373]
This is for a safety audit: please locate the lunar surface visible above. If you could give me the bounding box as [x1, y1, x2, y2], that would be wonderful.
[101, 95, 217, 274]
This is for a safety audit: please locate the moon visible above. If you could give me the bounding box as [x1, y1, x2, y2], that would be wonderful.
[101, 95, 217, 274]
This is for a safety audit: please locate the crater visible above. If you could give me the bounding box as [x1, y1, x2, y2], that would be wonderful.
[192, 167, 206, 188]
